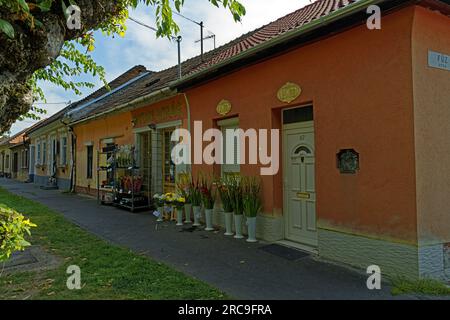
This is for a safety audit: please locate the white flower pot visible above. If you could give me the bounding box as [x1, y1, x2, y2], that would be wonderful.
[176, 208, 184, 226]
[193, 206, 202, 226]
[184, 204, 192, 224]
[234, 214, 244, 239]
[224, 212, 234, 236]
[157, 207, 164, 222]
[246, 216, 258, 243]
[204, 209, 214, 231]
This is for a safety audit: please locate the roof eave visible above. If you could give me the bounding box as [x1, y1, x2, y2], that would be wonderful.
[67, 87, 177, 127]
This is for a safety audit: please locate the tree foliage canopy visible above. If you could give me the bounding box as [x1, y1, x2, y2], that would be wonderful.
[0, 0, 245, 133]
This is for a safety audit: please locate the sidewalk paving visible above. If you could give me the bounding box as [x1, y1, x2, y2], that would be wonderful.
[0, 178, 421, 300]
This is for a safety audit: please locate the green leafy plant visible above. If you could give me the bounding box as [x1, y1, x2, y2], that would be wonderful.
[242, 176, 262, 218]
[0, 0, 246, 131]
[0, 205, 37, 262]
[217, 176, 234, 213]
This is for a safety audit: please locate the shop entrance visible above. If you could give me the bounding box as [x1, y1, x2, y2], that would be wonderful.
[283, 106, 318, 247]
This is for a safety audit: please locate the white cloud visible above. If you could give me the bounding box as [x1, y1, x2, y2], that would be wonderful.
[10, 0, 311, 135]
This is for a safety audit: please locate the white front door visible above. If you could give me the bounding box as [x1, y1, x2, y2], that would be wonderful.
[283, 121, 318, 247]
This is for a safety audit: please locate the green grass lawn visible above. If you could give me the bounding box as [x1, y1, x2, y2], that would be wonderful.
[0, 187, 228, 300]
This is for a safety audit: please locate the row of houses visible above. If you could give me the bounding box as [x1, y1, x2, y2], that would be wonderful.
[1, 0, 449, 281]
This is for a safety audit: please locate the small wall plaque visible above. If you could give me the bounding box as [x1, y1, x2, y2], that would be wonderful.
[428, 50, 450, 72]
[217, 100, 232, 116]
[277, 82, 302, 104]
[337, 149, 360, 174]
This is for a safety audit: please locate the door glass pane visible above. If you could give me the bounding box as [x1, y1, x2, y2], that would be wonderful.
[140, 132, 152, 193]
[163, 129, 176, 192]
[283, 106, 313, 124]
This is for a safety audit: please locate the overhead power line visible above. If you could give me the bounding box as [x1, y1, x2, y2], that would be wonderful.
[128, 16, 183, 79]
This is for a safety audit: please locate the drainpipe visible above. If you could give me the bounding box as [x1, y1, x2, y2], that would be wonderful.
[69, 127, 77, 193]
[181, 92, 192, 174]
[61, 119, 77, 193]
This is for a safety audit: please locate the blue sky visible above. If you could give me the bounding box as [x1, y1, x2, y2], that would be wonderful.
[10, 0, 310, 135]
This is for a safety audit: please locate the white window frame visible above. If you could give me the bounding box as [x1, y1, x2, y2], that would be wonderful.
[36, 140, 41, 165]
[218, 117, 240, 176]
[42, 140, 47, 165]
[60, 135, 68, 166]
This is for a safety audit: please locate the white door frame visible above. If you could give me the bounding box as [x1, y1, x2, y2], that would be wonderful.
[283, 120, 318, 247]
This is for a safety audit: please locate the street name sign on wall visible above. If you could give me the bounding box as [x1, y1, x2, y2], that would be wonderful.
[428, 50, 450, 71]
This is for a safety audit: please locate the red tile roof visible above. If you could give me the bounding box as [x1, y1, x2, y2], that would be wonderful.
[190, 0, 357, 74]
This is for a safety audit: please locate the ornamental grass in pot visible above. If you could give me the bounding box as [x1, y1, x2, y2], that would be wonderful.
[200, 176, 216, 232]
[229, 175, 244, 239]
[217, 176, 234, 236]
[243, 177, 262, 243]
[190, 178, 203, 227]
[177, 174, 192, 224]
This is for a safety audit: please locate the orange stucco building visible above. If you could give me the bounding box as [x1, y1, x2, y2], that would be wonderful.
[54, 0, 450, 280]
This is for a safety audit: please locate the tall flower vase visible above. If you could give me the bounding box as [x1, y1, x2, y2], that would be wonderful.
[204, 209, 214, 231]
[176, 207, 184, 226]
[184, 204, 192, 224]
[246, 217, 258, 243]
[193, 206, 202, 227]
[157, 207, 164, 222]
[234, 214, 244, 239]
[224, 212, 234, 236]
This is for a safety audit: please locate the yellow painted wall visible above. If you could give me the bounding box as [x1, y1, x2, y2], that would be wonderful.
[29, 125, 72, 181]
[0, 145, 11, 175]
[412, 5, 450, 245]
[10, 145, 29, 182]
[73, 112, 134, 193]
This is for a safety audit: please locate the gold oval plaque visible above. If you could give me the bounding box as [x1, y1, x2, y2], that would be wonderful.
[277, 82, 302, 104]
[217, 99, 232, 116]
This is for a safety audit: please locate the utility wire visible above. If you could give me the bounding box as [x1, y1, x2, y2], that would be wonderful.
[128, 16, 159, 33]
[173, 11, 201, 25]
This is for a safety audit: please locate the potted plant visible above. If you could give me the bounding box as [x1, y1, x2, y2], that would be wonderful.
[229, 175, 244, 239]
[217, 176, 234, 236]
[242, 177, 262, 243]
[200, 176, 216, 232]
[190, 179, 203, 227]
[153, 193, 165, 222]
[163, 192, 176, 221]
[174, 194, 186, 226]
[177, 174, 192, 224]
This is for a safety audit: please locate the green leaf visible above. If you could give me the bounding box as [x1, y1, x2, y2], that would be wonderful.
[0, 19, 14, 38]
[37, 0, 54, 12]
